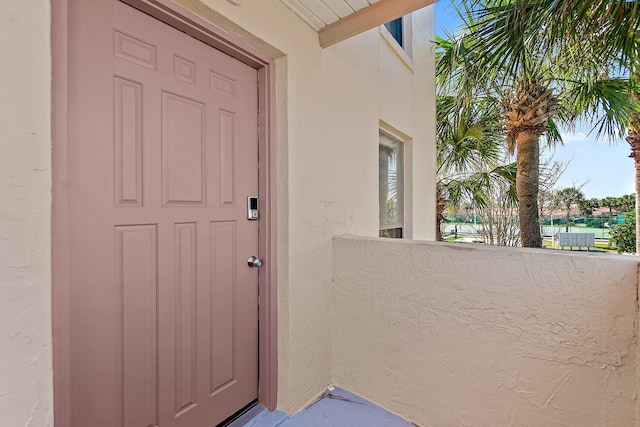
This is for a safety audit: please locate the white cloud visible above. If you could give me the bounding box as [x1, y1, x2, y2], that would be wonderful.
[559, 132, 589, 144]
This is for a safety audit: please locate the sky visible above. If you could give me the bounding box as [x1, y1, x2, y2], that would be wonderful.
[434, 1, 636, 199]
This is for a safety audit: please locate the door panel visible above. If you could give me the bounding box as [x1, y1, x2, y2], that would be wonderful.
[67, 1, 259, 425]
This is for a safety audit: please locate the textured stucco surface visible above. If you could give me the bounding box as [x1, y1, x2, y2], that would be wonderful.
[174, 0, 437, 414]
[2, 0, 435, 422]
[0, 1, 53, 426]
[333, 236, 640, 426]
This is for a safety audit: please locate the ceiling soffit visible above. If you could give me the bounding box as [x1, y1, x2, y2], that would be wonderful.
[279, 0, 438, 47]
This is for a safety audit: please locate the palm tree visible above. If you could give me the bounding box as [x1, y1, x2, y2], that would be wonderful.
[601, 196, 618, 223]
[579, 197, 600, 217]
[617, 194, 636, 213]
[556, 187, 584, 232]
[465, 0, 640, 250]
[627, 89, 640, 253]
[500, 76, 560, 247]
[468, 1, 640, 73]
[627, 98, 640, 252]
[436, 94, 516, 241]
[438, 5, 636, 247]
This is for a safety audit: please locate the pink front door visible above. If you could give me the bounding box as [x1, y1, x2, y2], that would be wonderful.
[66, 0, 259, 425]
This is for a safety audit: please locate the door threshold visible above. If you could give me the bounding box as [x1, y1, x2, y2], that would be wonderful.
[219, 400, 265, 427]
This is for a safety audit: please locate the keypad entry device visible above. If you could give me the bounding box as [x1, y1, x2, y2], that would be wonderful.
[247, 196, 259, 220]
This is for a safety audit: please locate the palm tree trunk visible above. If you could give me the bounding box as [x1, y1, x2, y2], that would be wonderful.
[436, 186, 445, 241]
[627, 129, 640, 254]
[516, 131, 543, 247]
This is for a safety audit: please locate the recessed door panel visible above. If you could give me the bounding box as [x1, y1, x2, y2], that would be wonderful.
[161, 92, 206, 206]
[115, 225, 159, 427]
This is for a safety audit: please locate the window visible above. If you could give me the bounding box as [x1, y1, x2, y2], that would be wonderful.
[384, 17, 403, 47]
[379, 130, 404, 238]
[381, 16, 413, 67]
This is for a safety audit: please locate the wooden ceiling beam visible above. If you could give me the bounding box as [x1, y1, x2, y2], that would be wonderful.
[318, 0, 438, 48]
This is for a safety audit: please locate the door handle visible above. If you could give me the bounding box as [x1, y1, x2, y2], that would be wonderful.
[247, 256, 263, 268]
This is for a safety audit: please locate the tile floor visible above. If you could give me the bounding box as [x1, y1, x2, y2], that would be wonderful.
[243, 388, 414, 427]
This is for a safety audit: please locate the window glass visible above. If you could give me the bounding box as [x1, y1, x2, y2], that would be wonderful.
[384, 17, 403, 47]
[379, 130, 403, 238]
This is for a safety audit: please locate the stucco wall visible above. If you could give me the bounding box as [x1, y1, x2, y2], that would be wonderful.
[0, 1, 53, 426]
[0, 0, 435, 422]
[333, 236, 639, 426]
[174, 0, 437, 414]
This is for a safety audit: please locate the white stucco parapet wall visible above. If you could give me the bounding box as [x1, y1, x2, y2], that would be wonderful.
[332, 235, 640, 427]
[0, 0, 53, 426]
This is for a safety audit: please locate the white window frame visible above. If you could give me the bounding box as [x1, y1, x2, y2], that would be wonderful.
[379, 123, 413, 239]
[380, 14, 414, 71]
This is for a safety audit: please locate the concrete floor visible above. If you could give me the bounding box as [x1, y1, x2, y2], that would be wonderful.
[243, 388, 414, 427]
